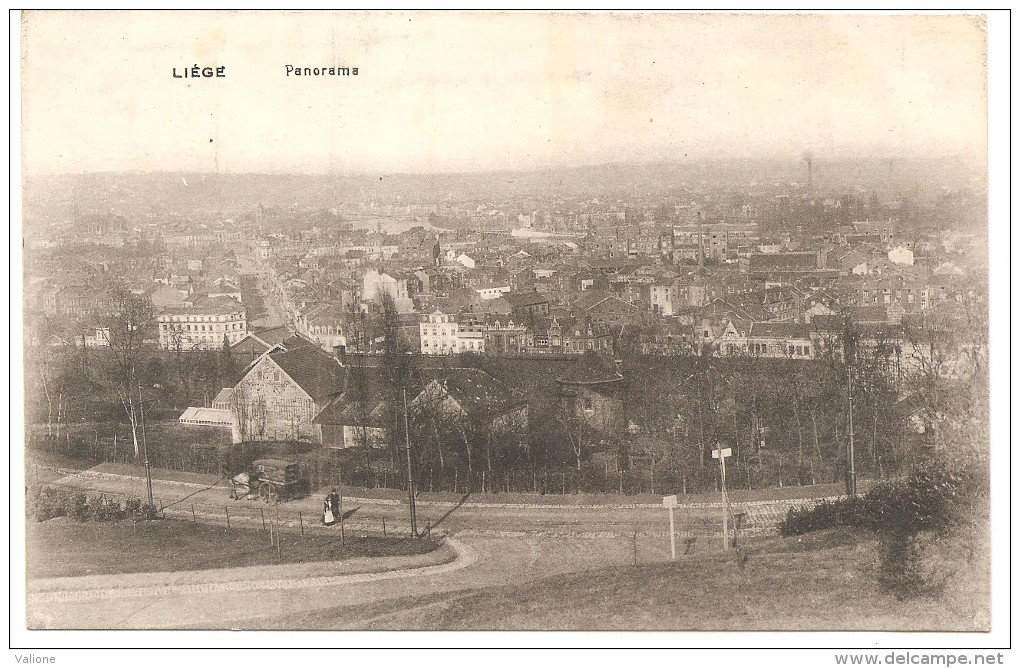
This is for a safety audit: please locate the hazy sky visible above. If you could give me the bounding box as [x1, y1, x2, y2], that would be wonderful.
[20, 11, 987, 174]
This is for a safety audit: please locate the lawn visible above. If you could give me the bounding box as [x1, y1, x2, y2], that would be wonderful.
[268, 526, 990, 632]
[26, 517, 441, 579]
[418, 529, 988, 632]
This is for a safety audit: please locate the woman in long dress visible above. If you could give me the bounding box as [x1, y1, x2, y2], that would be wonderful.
[323, 497, 336, 526]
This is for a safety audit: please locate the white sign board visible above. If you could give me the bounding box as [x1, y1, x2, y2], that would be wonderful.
[712, 447, 732, 459]
[662, 495, 678, 508]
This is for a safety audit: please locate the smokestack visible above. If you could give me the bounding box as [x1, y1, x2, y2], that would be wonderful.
[802, 151, 814, 192]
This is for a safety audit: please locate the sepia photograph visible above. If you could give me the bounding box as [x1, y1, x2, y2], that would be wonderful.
[12, 8, 1007, 652]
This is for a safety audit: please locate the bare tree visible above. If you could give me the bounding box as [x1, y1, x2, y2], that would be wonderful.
[904, 307, 958, 431]
[104, 291, 154, 459]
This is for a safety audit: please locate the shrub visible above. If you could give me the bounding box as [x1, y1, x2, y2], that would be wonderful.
[131, 502, 160, 521]
[778, 459, 969, 538]
[28, 487, 68, 522]
[68, 491, 89, 522]
[88, 495, 126, 522]
[777, 458, 979, 600]
[124, 497, 141, 516]
[877, 531, 928, 599]
[778, 495, 868, 536]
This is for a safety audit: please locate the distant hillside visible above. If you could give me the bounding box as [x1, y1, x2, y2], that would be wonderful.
[23, 156, 985, 227]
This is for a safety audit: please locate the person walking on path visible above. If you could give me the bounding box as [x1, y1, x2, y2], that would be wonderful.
[328, 488, 341, 525]
[323, 495, 336, 526]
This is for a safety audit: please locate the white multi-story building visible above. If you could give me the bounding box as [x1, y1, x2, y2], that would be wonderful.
[644, 281, 677, 316]
[420, 311, 459, 354]
[419, 310, 486, 354]
[158, 296, 247, 351]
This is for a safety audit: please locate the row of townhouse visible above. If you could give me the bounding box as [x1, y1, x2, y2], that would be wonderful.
[418, 309, 614, 356]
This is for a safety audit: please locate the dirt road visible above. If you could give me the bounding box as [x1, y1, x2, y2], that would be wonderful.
[26, 466, 831, 630]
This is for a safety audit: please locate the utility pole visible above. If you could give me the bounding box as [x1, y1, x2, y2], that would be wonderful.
[847, 362, 857, 497]
[713, 445, 732, 550]
[403, 387, 418, 537]
[139, 384, 154, 507]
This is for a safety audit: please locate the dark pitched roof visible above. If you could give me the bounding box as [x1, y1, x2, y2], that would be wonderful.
[419, 368, 527, 417]
[505, 291, 549, 308]
[748, 322, 811, 339]
[556, 353, 624, 386]
[230, 333, 273, 357]
[313, 366, 395, 426]
[270, 347, 346, 405]
[252, 325, 295, 347]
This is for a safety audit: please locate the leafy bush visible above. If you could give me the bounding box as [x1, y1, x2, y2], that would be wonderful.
[778, 459, 969, 538]
[777, 458, 979, 599]
[28, 488, 69, 522]
[29, 487, 160, 523]
[69, 491, 89, 522]
[88, 495, 126, 522]
[124, 497, 141, 516]
[877, 531, 928, 599]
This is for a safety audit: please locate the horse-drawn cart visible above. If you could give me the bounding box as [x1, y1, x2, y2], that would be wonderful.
[229, 458, 302, 504]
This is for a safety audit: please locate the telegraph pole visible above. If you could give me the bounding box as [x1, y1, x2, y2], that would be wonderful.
[402, 387, 418, 537]
[847, 362, 857, 497]
[713, 445, 732, 550]
[139, 384, 154, 507]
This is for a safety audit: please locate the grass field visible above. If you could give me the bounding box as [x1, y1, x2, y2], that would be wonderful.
[26, 517, 440, 579]
[269, 526, 990, 632]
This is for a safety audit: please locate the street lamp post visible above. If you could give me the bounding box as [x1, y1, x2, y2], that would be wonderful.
[402, 387, 418, 537]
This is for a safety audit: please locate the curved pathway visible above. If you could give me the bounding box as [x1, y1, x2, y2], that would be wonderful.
[26, 466, 836, 630]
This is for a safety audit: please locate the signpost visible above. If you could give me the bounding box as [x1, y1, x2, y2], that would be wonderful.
[662, 494, 678, 559]
[712, 446, 732, 550]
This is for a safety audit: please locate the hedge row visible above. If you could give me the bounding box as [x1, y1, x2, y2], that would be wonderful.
[778, 460, 967, 537]
[29, 487, 160, 523]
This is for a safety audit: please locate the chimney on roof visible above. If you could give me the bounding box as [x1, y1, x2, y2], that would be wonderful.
[333, 344, 347, 367]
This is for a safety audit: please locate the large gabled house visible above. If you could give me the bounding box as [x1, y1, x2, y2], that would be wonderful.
[231, 346, 346, 442]
[229, 325, 315, 368]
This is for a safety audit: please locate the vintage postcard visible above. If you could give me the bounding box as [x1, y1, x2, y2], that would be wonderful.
[13, 9, 1006, 656]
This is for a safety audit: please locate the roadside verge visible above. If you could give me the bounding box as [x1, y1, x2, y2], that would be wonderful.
[28, 537, 473, 603]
